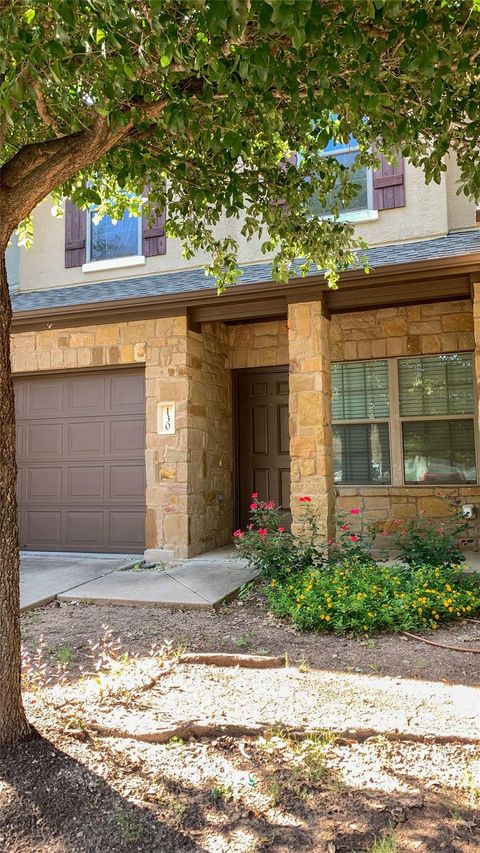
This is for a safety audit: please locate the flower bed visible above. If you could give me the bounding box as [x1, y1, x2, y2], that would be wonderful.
[234, 495, 480, 635]
[266, 561, 480, 635]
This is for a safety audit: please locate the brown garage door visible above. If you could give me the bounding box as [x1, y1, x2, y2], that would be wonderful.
[15, 369, 146, 553]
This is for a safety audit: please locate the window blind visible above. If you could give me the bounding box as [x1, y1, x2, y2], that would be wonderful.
[398, 353, 474, 417]
[332, 360, 389, 420]
[333, 422, 391, 484]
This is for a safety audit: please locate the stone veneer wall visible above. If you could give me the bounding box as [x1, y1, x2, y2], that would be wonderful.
[288, 301, 335, 538]
[187, 322, 233, 554]
[329, 299, 479, 529]
[229, 320, 289, 368]
[10, 318, 233, 558]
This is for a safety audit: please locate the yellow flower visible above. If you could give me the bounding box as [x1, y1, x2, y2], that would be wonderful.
[325, 615, 331, 622]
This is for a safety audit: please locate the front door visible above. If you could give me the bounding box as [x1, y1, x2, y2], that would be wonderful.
[237, 367, 291, 529]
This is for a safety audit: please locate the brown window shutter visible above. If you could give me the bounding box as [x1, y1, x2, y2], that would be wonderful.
[372, 153, 405, 210]
[64, 199, 87, 267]
[142, 200, 166, 257]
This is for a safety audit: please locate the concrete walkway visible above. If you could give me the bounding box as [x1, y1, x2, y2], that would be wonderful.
[20, 553, 135, 611]
[20, 547, 258, 612]
[57, 548, 258, 610]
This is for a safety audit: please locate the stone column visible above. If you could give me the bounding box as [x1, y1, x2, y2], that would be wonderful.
[473, 281, 480, 450]
[288, 299, 335, 539]
[144, 315, 191, 560]
[144, 316, 233, 560]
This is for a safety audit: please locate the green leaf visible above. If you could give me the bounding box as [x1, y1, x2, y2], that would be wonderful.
[160, 54, 171, 68]
[23, 8, 35, 24]
[95, 28, 106, 44]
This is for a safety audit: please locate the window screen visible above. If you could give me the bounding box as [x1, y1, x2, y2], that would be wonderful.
[332, 360, 389, 420]
[90, 210, 140, 261]
[333, 423, 391, 484]
[403, 420, 476, 484]
[398, 353, 474, 417]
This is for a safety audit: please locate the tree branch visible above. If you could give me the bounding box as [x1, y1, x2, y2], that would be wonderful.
[29, 78, 62, 136]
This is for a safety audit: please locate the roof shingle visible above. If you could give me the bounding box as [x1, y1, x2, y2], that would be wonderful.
[12, 229, 480, 315]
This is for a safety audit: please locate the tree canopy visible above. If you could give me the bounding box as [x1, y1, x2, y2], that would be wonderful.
[1, 0, 480, 290]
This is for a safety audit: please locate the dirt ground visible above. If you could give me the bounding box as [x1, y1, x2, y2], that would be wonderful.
[0, 591, 479, 853]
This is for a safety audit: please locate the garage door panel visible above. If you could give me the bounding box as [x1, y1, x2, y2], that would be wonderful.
[16, 423, 24, 458]
[14, 383, 26, 416]
[110, 373, 145, 413]
[67, 466, 105, 501]
[67, 421, 105, 456]
[16, 369, 145, 553]
[26, 422, 63, 459]
[25, 510, 62, 547]
[67, 375, 106, 415]
[109, 511, 145, 549]
[110, 465, 146, 501]
[27, 380, 64, 417]
[26, 467, 63, 501]
[110, 418, 145, 456]
[66, 511, 105, 549]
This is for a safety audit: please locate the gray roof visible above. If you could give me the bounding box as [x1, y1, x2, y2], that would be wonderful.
[12, 229, 480, 315]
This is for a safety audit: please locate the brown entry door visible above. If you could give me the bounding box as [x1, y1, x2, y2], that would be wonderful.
[15, 369, 146, 553]
[237, 368, 291, 530]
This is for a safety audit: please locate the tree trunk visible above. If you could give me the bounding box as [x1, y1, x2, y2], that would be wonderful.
[0, 251, 30, 747]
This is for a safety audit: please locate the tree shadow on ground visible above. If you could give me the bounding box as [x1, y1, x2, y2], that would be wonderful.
[0, 732, 206, 853]
[1, 730, 479, 852]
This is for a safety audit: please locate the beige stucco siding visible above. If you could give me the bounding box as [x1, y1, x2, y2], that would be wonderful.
[16, 157, 477, 294]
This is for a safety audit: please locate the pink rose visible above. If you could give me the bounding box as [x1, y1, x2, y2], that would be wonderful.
[250, 502, 258, 510]
[350, 508, 360, 515]
[349, 535, 360, 543]
[258, 528, 268, 537]
[381, 530, 390, 537]
[277, 526, 286, 533]
[264, 500, 276, 509]
[251, 492, 258, 499]
[340, 524, 350, 531]
[233, 529, 244, 538]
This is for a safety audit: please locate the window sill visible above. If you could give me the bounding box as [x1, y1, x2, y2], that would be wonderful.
[82, 255, 146, 274]
[318, 209, 379, 225]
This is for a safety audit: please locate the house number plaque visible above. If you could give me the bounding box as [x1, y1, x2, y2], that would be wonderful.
[158, 402, 176, 435]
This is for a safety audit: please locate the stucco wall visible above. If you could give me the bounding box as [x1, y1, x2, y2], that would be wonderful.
[445, 153, 477, 233]
[16, 157, 476, 294]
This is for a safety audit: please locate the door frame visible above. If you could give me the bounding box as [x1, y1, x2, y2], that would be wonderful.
[232, 364, 290, 530]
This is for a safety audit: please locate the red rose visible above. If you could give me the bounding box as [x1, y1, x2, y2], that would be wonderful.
[258, 528, 268, 537]
[299, 496, 311, 503]
[250, 502, 258, 510]
[350, 508, 360, 515]
[349, 535, 359, 542]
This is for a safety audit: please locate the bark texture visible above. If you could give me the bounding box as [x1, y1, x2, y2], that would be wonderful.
[0, 252, 30, 747]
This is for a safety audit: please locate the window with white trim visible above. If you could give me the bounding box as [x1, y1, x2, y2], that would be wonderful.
[87, 209, 141, 262]
[332, 353, 477, 486]
[309, 136, 374, 222]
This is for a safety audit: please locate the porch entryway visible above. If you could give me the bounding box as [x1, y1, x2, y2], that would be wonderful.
[236, 366, 291, 529]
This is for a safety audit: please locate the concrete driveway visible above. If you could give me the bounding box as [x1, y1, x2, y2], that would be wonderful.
[20, 553, 134, 611]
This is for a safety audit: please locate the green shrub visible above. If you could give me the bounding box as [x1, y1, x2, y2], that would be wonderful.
[233, 494, 327, 580]
[393, 510, 468, 568]
[266, 561, 480, 635]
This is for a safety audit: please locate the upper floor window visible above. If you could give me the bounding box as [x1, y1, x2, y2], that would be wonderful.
[87, 209, 141, 262]
[333, 353, 477, 486]
[309, 136, 373, 222]
[64, 197, 166, 269]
